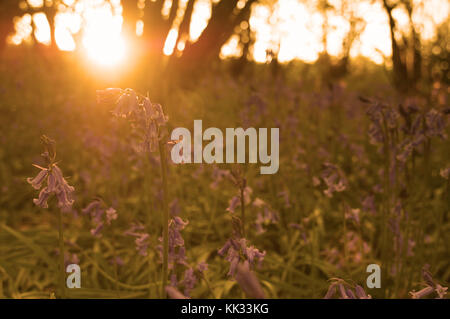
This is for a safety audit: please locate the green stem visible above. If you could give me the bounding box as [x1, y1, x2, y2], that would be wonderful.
[57, 209, 66, 298]
[202, 194, 218, 245]
[240, 184, 246, 238]
[380, 119, 391, 297]
[343, 204, 348, 264]
[145, 155, 154, 298]
[158, 140, 169, 298]
[110, 230, 120, 298]
[200, 274, 216, 298]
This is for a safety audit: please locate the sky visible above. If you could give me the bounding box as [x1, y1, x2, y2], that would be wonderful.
[10, 0, 450, 66]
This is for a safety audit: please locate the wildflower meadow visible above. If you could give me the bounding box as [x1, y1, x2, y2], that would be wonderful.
[0, 0, 448, 302]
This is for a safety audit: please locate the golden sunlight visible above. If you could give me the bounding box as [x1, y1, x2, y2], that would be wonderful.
[83, 32, 126, 66]
[16, 0, 126, 66]
[80, 1, 125, 66]
[10, 0, 450, 67]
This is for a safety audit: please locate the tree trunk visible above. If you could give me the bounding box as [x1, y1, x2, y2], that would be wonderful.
[121, 0, 139, 47]
[42, 5, 58, 50]
[382, 0, 420, 92]
[143, 0, 177, 55]
[173, 0, 196, 53]
[0, 0, 21, 52]
[404, 0, 421, 86]
[176, 0, 257, 72]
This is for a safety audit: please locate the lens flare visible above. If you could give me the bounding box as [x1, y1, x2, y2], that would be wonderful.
[83, 33, 126, 66]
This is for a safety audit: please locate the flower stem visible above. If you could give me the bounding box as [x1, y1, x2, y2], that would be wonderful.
[158, 140, 169, 298]
[57, 209, 66, 298]
[240, 185, 246, 238]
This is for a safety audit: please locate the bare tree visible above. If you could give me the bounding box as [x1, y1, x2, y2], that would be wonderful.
[42, 1, 58, 49]
[173, 0, 196, 54]
[382, 0, 422, 92]
[230, 7, 256, 77]
[121, 0, 140, 48]
[313, 0, 366, 82]
[142, 0, 179, 54]
[175, 0, 258, 71]
[317, 0, 333, 56]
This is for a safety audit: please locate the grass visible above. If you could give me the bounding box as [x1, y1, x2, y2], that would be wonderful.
[0, 47, 448, 299]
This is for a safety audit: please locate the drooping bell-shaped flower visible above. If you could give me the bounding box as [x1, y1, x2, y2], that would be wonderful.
[28, 163, 75, 210]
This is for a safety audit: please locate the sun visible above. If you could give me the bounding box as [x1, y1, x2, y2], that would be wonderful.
[83, 33, 126, 67]
[80, 1, 125, 67]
